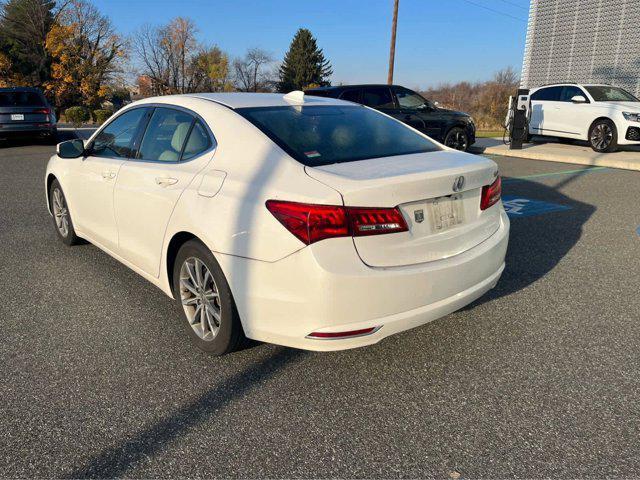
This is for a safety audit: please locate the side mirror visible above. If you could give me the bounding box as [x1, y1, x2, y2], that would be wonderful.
[571, 95, 587, 104]
[57, 139, 85, 158]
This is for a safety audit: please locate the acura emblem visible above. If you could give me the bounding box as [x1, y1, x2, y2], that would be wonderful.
[452, 176, 465, 192]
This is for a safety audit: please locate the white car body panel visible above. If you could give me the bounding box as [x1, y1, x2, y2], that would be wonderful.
[529, 84, 640, 145]
[46, 92, 509, 351]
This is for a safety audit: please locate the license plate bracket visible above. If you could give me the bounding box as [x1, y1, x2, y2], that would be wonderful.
[11, 114, 24, 121]
[429, 194, 464, 231]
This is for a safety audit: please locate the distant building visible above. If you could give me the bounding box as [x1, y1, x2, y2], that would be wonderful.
[521, 0, 640, 96]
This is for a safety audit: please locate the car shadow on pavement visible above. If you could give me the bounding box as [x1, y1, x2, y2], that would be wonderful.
[65, 347, 306, 478]
[467, 173, 596, 307]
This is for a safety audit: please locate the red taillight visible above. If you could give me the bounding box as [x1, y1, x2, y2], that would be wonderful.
[265, 200, 408, 245]
[33, 108, 50, 115]
[480, 176, 502, 211]
[307, 327, 378, 339]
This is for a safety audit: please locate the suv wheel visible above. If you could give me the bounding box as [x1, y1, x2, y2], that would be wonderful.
[589, 119, 618, 153]
[173, 240, 245, 356]
[444, 127, 469, 151]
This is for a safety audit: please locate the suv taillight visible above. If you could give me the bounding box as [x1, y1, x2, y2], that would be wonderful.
[266, 200, 408, 245]
[33, 108, 50, 115]
[480, 176, 502, 210]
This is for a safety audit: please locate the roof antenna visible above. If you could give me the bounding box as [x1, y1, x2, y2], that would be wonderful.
[283, 90, 305, 104]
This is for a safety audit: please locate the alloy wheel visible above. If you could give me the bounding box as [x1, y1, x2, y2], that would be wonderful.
[52, 188, 69, 237]
[179, 257, 222, 341]
[590, 123, 613, 150]
[445, 130, 468, 151]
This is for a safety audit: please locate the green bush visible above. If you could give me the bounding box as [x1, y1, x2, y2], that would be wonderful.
[93, 109, 113, 125]
[64, 106, 90, 127]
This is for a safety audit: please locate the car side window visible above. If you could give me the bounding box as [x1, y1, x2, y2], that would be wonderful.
[361, 87, 395, 109]
[559, 86, 588, 102]
[137, 107, 196, 162]
[182, 121, 213, 161]
[394, 87, 428, 110]
[91, 108, 147, 158]
[531, 86, 562, 101]
[339, 89, 361, 103]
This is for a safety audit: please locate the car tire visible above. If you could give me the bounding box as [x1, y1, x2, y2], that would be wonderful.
[589, 119, 618, 153]
[444, 127, 469, 151]
[172, 239, 245, 356]
[49, 179, 80, 246]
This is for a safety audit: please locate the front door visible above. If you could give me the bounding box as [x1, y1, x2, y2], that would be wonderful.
[68, 107, 148, 250]
[392, 86, 443, 139]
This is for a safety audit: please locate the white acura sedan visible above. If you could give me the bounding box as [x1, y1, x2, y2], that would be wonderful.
[46, 92, 509, 355]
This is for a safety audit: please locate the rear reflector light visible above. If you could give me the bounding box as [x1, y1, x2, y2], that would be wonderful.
[307, 327, 378, 339]
[265, 200, 408, 245]
[480, 176, 502, 210]
[33, 108, 50, 114]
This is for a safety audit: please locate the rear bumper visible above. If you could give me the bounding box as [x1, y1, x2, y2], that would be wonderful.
[216, 208, 510, 352]
[0, 123, 56, 136]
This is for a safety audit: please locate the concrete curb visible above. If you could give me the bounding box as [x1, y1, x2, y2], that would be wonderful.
[471, 138, 640, 172]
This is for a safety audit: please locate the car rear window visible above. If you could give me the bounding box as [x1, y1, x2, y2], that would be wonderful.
[0, 91, 45, 107]
[237, 105, 440, 167]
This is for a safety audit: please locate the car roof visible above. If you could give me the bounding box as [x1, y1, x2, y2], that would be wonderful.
[183, 92, 352, 109]
[306, 84, 403, 91]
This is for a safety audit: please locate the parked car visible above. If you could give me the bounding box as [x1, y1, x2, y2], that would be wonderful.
[305, 84, 476, 151]
[0, 87, 57, 143]
[47, 92, 508, 355]
[528, 83, 640, 152]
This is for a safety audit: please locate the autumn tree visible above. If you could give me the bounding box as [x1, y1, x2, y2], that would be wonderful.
[44, 0, 125, 113]
[233, 48, 274, 92]
[278, 28, 332, 92]
[134, 18, 231, 94]
[0, 0, 61, 86]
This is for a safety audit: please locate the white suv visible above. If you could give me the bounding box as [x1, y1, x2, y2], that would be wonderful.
[528, 83, 640, 153]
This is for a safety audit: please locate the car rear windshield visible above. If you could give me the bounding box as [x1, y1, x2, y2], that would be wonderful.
[0, 91, 45, 107]
[585, 86, 639, 102]
[237, 105, 441, 167]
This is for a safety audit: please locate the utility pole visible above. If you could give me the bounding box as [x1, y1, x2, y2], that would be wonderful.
[387, 0, 399, 85]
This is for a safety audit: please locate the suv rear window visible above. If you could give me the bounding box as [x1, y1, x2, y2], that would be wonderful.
[237, 105, 440, 167]
[0, 91, 45, 107]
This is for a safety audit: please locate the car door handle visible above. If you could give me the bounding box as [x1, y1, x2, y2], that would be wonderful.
[155, 176, 178, 186]
[102, 171, 116, 180]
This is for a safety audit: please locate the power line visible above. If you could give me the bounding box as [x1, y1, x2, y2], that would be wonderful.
[496, 0, 530, 11]
[460, 0, 527, 22]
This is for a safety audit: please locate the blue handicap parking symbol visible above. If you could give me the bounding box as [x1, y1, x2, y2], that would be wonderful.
[502, 196, 571, 218]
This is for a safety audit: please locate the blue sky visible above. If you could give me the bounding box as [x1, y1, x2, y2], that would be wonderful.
[93, 0, 530, 89]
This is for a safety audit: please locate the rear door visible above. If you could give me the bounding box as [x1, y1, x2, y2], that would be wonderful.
[0, 91, 51, 127]
[113, 107, 215, 277]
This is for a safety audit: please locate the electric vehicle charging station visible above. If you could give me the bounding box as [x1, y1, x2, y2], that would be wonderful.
[505, 88, 530, 150]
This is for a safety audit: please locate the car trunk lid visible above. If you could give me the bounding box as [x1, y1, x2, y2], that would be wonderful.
[305, 150, 501, 267]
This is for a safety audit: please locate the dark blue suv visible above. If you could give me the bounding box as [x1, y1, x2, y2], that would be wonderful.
[305, 84, 475, 151]
[0, 87, 57, 143]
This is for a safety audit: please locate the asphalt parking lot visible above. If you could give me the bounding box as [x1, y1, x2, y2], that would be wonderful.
[1, 139, 640, 478]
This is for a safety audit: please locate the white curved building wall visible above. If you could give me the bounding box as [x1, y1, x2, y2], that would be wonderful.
[521, 0, 640, 96]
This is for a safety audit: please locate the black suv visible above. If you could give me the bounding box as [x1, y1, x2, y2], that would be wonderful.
[0, 87, 57, 143]
[305, 84, 475, 151]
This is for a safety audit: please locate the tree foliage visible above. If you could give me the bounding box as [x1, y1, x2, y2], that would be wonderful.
[44, 0, 125, 112]
[421, 67, 520, 130]
[278, 28, 332, 92]
[233, 48, 274, 92]
[133, 18, 231, 95]
[0, 0, 59, 86]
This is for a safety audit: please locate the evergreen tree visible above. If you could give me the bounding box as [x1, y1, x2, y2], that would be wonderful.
[0, 0, 57, 85]
[278, 28, 332, 92]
